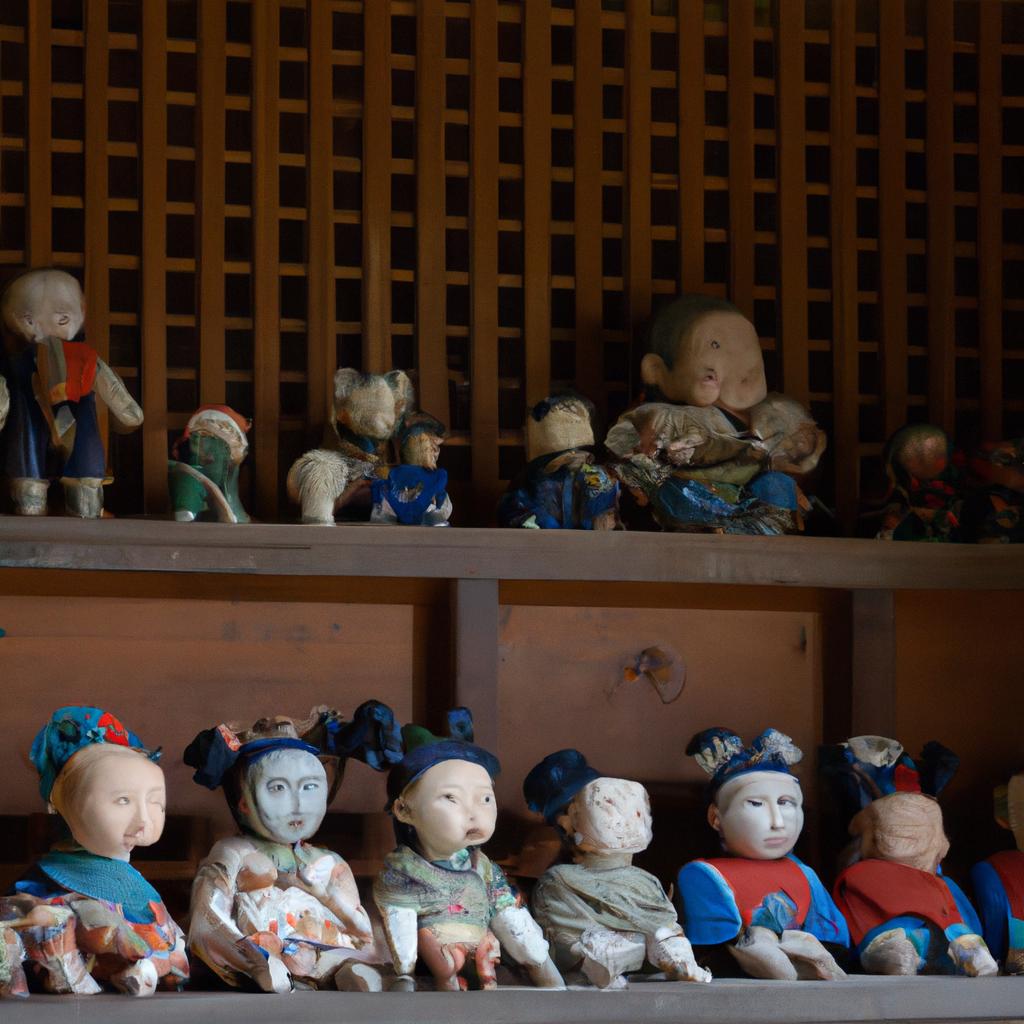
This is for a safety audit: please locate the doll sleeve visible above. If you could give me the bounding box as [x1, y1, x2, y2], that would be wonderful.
[796, 860, 850, 947]
[675, 861, 742, 946]
[482, 856, 518, 916]
[941, 873, 984, 937]
[970, 860, 1010, 962]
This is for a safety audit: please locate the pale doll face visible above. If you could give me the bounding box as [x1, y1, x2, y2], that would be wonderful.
[558, 777, 653, 855]
[709, 771, 803, 860]
[58, 750, 166, 861]
[394, 759, 497, 862]
[243, 748, 328, 844]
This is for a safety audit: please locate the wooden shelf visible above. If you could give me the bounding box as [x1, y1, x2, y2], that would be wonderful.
[1, 519, 1022, 590]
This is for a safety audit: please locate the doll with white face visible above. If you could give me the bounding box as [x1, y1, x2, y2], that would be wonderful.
[972, 772, 1024, 974]
[676, 728, 848, 980]
[184, 703, 401, 992]
[524, 750, 710, 988]
[0, 706, 188, 997]
[374, 710, 564, 991]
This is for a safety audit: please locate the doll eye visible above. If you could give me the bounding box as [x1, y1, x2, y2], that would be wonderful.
[115, 796, 131, 805]
[301, 781, 320, 792]
[746, 799, 763, 808]
[267, 782, 286, 793]
[443, 793, 458, 803]
[482, 794, 492, 804]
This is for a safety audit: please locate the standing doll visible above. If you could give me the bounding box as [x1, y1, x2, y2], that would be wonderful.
[676, 728, 848, 980]
[374, 710, 564, 991]
[370, 412, 452, 526]
[1, 706, 188, 996]
[184, 702, 402, 992]
[524, 749, 710, 988]
[971, 771, 1024, 973]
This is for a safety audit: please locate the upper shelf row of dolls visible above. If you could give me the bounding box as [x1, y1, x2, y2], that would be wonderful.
[1, 267, 1019, 538]
[2, 703, 1021, 999]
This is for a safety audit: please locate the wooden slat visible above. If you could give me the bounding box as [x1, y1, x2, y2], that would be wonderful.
[878, 0, 908, 436]
[830, 0, 858, 532]
[451, 578, 499, 756]
[726, 0, 754, 316]
[573, 2, 602, 405]
[251, 0, 280, 516]
[470, 4, 499, 501]
[362, 1, 391, 374]
[140, 1, 168, 511]
[625, 0, 652, 341]
[198, 0, 226, 406]
[677, 0, 704, 293]
[926, 0, 955, 435]
[776, 0, 808, 406]
[977, 0, 1003, 441]
[307, 0, 334, 421]
[415, 0, 449, 420]
[26, 0, 51, 264]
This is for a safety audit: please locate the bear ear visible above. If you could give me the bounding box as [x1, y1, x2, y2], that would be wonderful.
[385, 370, 415, 417]
[333, 368, 362, 405]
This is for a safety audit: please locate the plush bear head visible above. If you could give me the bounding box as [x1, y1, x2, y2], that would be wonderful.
[332, 368, 415, 444]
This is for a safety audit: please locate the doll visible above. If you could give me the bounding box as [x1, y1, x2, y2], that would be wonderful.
[971, 772, 1024, 973]
[825, 735, 997, 976]
[287, 368, 414, 523]
[184, 702, 402, 992]
[371, 412, 452, 526]
[169, 405, 252, 523]
[1, 706, 188, 996]
[676, 728, 848, 980]
[607, 295, 824, 534]
[498, 392, 619, 529]
[523, 749, 710, 988]
[0, 268, 144, 516]
[374, 709, 564, 991]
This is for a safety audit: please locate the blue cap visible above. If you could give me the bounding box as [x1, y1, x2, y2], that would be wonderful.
[687, 727, 802, 800]
[523, 749, 603, 824]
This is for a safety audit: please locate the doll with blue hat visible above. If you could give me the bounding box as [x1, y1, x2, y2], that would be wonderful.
[676, 727, 849, 980]
[184, 701, 402, 993]
[373, 709, 564, 991]
[1, 705, 188, 997]
[524, 749, 710, 988]
[370, 411, 452, 526]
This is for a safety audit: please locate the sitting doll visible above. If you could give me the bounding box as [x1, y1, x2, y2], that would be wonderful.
[523, 749, 710, 988]
[184, 702, 402, 992]
[371, 412, 452, 526]
[824, 735, 997, 976]
[1, 706, 188, 996]
[971, 771, 1024, 973]
[168, 405, 252, 523]
[373, 709, 564, 991]
[498, 392, 619, 529]
[676, 728, 848, 980]
[0, 268, 144, 516]
[605, 295, 825, 534]
[963, 438, 1024, 543]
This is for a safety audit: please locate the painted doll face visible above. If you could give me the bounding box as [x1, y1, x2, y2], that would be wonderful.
[558, 777, 652, 855]
[394, 759, 497, 862]
[57, 749, 166, 861]
[242, 748, 329, 845]
[709, 771, 804, 860]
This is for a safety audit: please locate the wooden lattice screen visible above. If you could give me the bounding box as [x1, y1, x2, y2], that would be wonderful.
[0, 0, 1020, 527]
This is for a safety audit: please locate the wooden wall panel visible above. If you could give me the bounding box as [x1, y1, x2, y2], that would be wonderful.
[0, 0, 1018, 526]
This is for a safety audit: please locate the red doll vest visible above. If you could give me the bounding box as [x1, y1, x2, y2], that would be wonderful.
[986, 850, 1024, 919]
[700, 857, 811, 928]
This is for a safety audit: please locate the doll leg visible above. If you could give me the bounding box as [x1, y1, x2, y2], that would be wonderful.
[9, 903, 101, 994]
[109, 958, 159, 997]
[10, 477, 49, 516]
[777, 930, 845, 980]
[416, 927, 469, 992]
[334, 959, 384, 992]
[947, 933, 998, 977]
[646, 928, 712, 983]
[473, 930, 501, 990]
[574, 926, 646, 989]
[0, 922, 29, 998]
[859, 928, 921, 975]
[728, 926, 798, 981]
[63, 476, 104, 518]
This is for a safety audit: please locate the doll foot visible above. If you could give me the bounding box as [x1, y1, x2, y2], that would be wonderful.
[576, 927, 645, 988]
[335, 960, 383, 992]
[729, 927, 798, 981]
[860, 929, 920, 976]
[11, 477, 48, 515]
[111, 958, 159, 997]
[526, 955, 567, 989]
[948, 934, 998, 977]
[387, 973, 417, 992]
[778, 930, 846, 980]
[1005, 948, 1024, 975]
[63, 478, 104, 518]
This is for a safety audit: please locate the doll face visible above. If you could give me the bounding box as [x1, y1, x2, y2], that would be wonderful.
[710, 771, 803, 860]
[394, 759, 497, 862]
[558, 777, 653, 855]
[403, 430, 443, 470]
[2, 271, 84, 342]
[58, 750, 166, 861]
[242, 748, 328, 845]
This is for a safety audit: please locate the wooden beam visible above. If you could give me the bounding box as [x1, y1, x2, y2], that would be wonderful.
[625, 0, 652, 335]
[451, 578, 499, 755]
[26, 0, 51, 265]
[727, 0, 754, 316]
[678, 0, 704, 293]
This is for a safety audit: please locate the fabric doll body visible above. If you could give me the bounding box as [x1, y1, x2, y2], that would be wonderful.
[971, 850, 1024, 971]
[371, 464, 451, 526]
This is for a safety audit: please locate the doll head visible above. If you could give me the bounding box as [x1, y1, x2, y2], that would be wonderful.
[333, 368, 415, 443]
[994, 772, 1024, 853]
[2, 268, 85, 343]
[235, 747, 328, 845]
[526, 393, 596, 460]
[640, 295, 766, 415]
[849, 792, 949, 873]
[386, 708, 500, 860]
[523, 748, 652, 857]
[688, 727, 805, 860]
[398, 413, 446, 469]
[175, 405, 251, 466]
[30, 705, 164, 861]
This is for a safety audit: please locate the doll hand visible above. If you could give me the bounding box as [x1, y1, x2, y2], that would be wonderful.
[490, 906, 549, 967]
[948, 933, 998, 977]
[95, 359, 144, 430]
[381, 906, 419, 977]
[646, 927, 711, 983]
[297, 855, 334, 894]
[859, 928, 921, 976]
